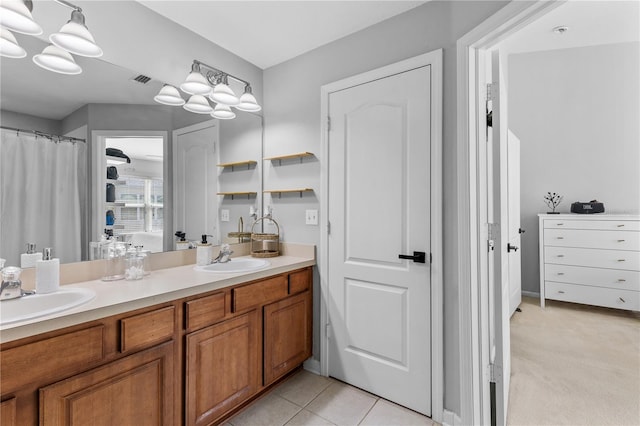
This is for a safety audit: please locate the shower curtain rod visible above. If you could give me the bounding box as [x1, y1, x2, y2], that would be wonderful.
[0, 125, 86, 144]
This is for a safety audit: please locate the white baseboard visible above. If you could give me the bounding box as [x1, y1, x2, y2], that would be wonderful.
[303, 358, 321, 375]
[522, 290, 540, 298]
[442, 409, 462, 426]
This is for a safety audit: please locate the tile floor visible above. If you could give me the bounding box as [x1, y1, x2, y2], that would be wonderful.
[225, 370, 436, 426]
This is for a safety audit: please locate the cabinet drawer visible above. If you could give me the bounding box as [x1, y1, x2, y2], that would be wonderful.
[0, 397, 16, 426]
[120, 306, 175, 353]
[232, 276, 288, 313]
[544, 229, 640, 251]
[288, 268, 311, 295]
[545, 264, 640, 292]
[185, 291, 226, 332]
[543, 219, 640, 231]
[544, 247, 640, 271]
[1, 326, 104, 392]
[545, 281, 640, 311]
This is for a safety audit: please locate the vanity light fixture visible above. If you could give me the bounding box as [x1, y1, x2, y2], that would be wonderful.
[155, 59, 261, 120]
[49, 1, 103, 58]
[154, 84, 185, 106]
[32, 44, 82, 75]
[0, 0, 42, 35]
[184, 94, 214, 114]
[211, 104, 236, 120]
[0, 28, 27, 58]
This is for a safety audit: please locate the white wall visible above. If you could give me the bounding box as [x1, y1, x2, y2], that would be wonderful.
[509, 42, 640, 294]
[263, 0, 508, 415]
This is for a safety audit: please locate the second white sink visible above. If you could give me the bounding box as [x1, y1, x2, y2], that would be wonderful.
[194, 258, 270, 273]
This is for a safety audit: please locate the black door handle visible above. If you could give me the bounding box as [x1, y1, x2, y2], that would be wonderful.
[399, 251, 426, 263]
[519, 228, 525, 234]
[507, 243, 518, 252]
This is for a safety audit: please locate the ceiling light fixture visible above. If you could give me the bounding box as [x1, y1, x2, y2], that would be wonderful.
[0, 0, 42, 35]
[154, 84, 185, 106]
[0, 28, 27, 58]
[33, 44, 82, 75]
[552, 26, 569, 35]
[155, 59, 261, 120]
[50, 1, 103, 58]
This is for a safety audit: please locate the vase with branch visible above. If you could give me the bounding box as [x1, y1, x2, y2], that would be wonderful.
[544, 192, 563, 214]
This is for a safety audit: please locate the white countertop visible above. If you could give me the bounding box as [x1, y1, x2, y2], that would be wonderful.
[0, 254, 315, 344]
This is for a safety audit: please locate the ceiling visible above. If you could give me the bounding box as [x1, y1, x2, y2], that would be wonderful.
[137, 1, 427, 69]
[499, 0, 639, 54]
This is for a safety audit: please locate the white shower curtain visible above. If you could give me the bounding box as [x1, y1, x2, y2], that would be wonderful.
[0, 129, 86, 267]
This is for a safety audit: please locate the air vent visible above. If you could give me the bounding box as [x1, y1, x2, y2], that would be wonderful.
[130, 74, 152, 84]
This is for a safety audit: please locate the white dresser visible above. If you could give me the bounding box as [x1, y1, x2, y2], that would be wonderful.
[539, 214, 640, 311]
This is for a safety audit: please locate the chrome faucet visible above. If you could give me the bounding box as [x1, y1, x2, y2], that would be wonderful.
[213, 243, 234, 263]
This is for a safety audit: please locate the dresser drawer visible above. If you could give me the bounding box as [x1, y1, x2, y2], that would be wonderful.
[544, 229, 640, 251]
[545, 247, 640, 271]
[544, 219, 640, 231]
[120, 306, 175, 353]
[545, 281, 640, 311]
[185, 291, 226, 332]
[232, 275, 288, 313]
[545, 264, 640, 292]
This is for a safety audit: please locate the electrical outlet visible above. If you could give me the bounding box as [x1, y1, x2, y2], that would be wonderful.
[305, 209, 318, 225]
[221, 209, 230, 222]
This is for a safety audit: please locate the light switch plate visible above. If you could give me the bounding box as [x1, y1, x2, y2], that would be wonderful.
[306, 209, 318, 225]
[221, 209, 230, 222]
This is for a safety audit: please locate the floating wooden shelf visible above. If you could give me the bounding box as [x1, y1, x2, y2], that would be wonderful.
[264, 152, 314, 165]
[217, 191, 257, 200]
[264, 188, 314, 198]
[217, 160, 257, 171]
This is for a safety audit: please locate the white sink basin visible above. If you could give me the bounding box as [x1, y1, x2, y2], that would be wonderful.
[195, 258, 270, 273]
[1, 287, 96, 325]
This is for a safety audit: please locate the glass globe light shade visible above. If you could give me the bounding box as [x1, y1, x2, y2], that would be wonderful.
[0, 0, 42, 35]
[210, 81, 239, 106]
[236, 87, 261, 112]
[154, 85, 185, 106]
[183, 95, 213, 114]
[211, 104, 236, 120]
[50, 11, 103, 58]
[0, 28, 27, 58]
[33, 44, 82, 75]
[180, 70, 211, 95]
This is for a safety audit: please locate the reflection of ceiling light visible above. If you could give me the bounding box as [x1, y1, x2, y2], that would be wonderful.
[0, 28, 27, 58]
[33, 44, 82, 75]
[553, 26, 569, 35]
[210, 74, 239, 106]
[180, 63, 212, 95]
[50, 9, 103, 57]
[236, 85, 262, 112]
[154, 84, 185, 106]
[211, 104, 236, 120]
[183, 94, 214, 114]
[0, 0, 43, 35]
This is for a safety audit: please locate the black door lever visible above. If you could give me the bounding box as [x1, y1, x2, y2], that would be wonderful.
[507, 243, 518, 252]
[399, 251, 426, 263]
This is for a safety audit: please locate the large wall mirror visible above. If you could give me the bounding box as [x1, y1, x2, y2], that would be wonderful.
[0, 35, 262, 267]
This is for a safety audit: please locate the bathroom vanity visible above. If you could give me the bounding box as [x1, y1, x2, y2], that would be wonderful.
[0, 250, 314, 426]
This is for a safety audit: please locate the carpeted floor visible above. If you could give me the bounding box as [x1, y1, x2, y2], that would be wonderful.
[507, 297, 640, 425]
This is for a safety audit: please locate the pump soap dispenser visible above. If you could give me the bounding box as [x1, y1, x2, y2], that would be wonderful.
[196, 235, 212, 266]
[36, 248, 60, 294]
[21, 243, 43, 268]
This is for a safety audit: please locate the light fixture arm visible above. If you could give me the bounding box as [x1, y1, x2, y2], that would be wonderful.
[193, 60, 251, 89]
[53, 0, 82, 13]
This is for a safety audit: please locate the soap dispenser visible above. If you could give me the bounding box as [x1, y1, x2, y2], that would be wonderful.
[196, 235, 212, 266]
[36, 248, 59, 294]
[21, 243, 43, 268]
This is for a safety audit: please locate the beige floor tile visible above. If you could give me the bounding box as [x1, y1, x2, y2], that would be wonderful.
[360, 399, 434, 426]
[228, 393, 301, 426]
[275, 370, 333, 407]
[285, 409, 336, 426]
[306, 381, 377, 426]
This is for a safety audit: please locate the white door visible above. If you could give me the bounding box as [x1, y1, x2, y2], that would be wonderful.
[507, 130, 522, 316]
[327, 65, 432, 415]
[173, 121, 218, 245]
[489, 50, 511, 426]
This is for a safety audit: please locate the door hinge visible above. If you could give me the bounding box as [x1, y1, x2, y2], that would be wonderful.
[325, 323, 332, 339]
[327, 116, 331, 132]
[487, 83, 497, 102]
[489, 363, 502, 383]
[327, 221, 331, 235]
[487, 222, 499, 252]
[430, 253, 433, 264]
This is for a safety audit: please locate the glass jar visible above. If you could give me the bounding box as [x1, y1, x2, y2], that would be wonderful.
[124, 247, 145, 281]
[101, 241, 126, 281]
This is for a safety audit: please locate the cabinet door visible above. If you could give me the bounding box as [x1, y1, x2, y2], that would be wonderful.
[40, 342, 176, 426]
[186, 311, 259, 426]
[264, 291, 312, 385]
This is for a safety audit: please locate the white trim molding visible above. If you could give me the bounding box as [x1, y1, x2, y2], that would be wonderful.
[320, 49, 444, 422]
[442, 409, 463, 426]
[455, 1, 565, 424]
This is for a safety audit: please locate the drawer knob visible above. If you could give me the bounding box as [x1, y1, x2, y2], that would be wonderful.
[557, 272, 565, 276]
[617, 224, 625, 227]
[557, 237, 564, 240]
[558, 290, 565, 294]
[557, 223, 564, 226]
[557, 255, 565, 258]
[618, 279, 627, 282]
[617, 259, 626, 262]
[617, 240, 626, 243]
[619, 297, 626, 303]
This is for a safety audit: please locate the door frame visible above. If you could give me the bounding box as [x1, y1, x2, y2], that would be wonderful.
[319, 50, 444, 422]
[455, 1, 565, 425]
